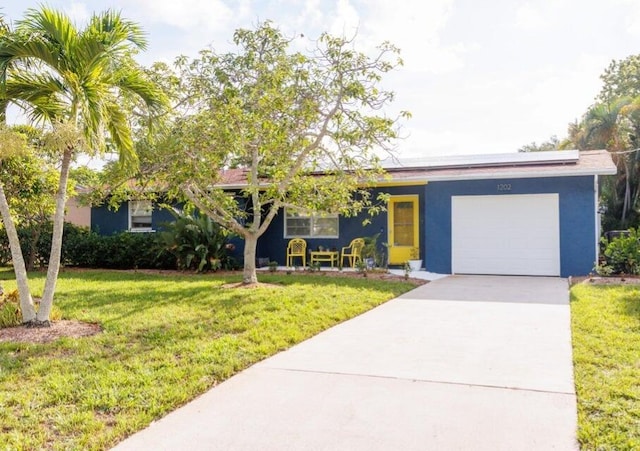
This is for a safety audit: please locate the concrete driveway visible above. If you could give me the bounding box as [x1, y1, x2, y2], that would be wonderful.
[112, 275, 577, 451]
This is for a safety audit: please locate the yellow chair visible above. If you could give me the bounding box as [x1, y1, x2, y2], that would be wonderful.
[286, 238, 307, 267]
[341, 238, 365, 268]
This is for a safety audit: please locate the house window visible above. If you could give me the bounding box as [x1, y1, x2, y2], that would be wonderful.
[129, 200, 153, 232]
[284, 209, 339, 238]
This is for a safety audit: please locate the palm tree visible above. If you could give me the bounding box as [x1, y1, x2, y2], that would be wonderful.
[578, 97, 638, 225]
[0, 13, 39, 322]
[0, 7, 166, 325]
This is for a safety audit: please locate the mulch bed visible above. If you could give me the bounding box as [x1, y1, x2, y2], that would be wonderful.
[570, 275, 640, 286]
[0, 320, 102, 344]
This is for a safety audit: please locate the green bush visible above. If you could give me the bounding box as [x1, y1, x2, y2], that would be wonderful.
[62, 224, 104, 267]
[158, 210, 236, 272]
[602, 228, 640, 274]
[98, 231, 175, 270]
[0, 222, 177, 270]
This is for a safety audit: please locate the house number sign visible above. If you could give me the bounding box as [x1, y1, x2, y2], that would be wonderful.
[497, 183, 512, 191]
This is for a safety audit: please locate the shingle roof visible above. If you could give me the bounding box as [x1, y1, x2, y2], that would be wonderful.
[384, 150, 616, 182]
[216, 150, 617, 188]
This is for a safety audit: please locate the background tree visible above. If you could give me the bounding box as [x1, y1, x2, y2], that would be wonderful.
[153, 23, 406, 284]
[0, 139, 59, 270]
[0, 126, 38, 322]
[598, 55, 640, 103]
[518, 135, 562, 152]
[0, 7, 166, 325]
[551, 53, 640, 230]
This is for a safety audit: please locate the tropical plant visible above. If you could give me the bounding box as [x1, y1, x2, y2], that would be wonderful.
[567, 97, 640, 227]
[600, 228, 640, 274]
[158, 209, 235, 272]
[0, 7, 166, 325]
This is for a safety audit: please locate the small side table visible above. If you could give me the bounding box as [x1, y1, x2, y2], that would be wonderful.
[310, 251, 339, 267]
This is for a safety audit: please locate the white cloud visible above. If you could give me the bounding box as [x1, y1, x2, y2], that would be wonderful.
[357, 0, 464, 74]
[514, 2, 548, 31]
[617, 0, 640, 36]
[126, 0, 234, 33]
[66, 2, 90, 25]
[329, 0, 360, 37]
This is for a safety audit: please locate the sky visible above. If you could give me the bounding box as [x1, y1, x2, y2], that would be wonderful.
[3, 0, 640, 159]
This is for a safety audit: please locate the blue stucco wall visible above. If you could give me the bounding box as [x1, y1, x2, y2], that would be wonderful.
[424, 175, 596, 277]
[91, 201, 175, 235]
[91, 176, 597, 276]
[91, 204, 128, 235]
[256, 185, 425, 266]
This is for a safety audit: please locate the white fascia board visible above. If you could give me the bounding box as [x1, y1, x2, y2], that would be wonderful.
[382, 149, 580, 170]
[217, 165, 616, 189]
[390, 168, 616, 184]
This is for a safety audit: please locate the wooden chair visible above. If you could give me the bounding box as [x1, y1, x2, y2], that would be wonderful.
[341, 238, 365, 268]
[286, 238, 307, 267]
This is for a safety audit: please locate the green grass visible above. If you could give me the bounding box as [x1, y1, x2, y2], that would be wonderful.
[571, 283, 640, 450]
[0, 269, 415, 450]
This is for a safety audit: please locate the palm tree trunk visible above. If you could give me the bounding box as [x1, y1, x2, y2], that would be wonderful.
[36, 147, 72, 324]
[0, 182, 36, 322]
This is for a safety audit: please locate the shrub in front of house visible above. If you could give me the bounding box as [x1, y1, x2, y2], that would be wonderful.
[600, 228, 640, 275]
[63, 226, 177, 270]
[0, 223, 178, 270]
[0, 219, 241, 272]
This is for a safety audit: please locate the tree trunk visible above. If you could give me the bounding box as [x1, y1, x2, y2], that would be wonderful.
[37, 148, 72, 324]
[622, 158, 631, 224]
[242, 233, 258, 284]
[26, 225, 41, 271]
[0, 182, 36, 322]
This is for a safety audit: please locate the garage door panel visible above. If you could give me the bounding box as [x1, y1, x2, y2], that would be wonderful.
[452, 194, 560, 276]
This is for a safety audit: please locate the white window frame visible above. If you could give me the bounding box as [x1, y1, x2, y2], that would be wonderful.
[128, 200, 154, 232]
[284, 208, 339, 238]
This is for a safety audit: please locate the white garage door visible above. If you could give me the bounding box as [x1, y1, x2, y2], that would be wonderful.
[451, 194, 560, 276]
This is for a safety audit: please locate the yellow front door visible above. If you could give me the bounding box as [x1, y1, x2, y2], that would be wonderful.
[388, 195, 419, 264]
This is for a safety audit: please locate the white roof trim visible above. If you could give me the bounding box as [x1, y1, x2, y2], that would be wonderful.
[390, 167, 617, 183]
[382, 149, 580, 170]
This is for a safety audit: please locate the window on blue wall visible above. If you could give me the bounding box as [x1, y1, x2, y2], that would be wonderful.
[284, 209, 339, 238]
[129, 200, 153, 232]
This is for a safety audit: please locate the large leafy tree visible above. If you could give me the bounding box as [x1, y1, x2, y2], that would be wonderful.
[155, 23, 405, 284]
[0, 7, 166, 325]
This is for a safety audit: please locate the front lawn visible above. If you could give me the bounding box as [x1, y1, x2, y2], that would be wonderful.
[571, 283, 640, 450]
[0, 269, 415, 450]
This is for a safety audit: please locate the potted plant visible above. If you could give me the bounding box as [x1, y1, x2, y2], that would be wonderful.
[408, 247, 422, 271]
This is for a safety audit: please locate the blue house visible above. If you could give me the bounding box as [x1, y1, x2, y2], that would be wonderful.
[91, 150, 616, 277]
